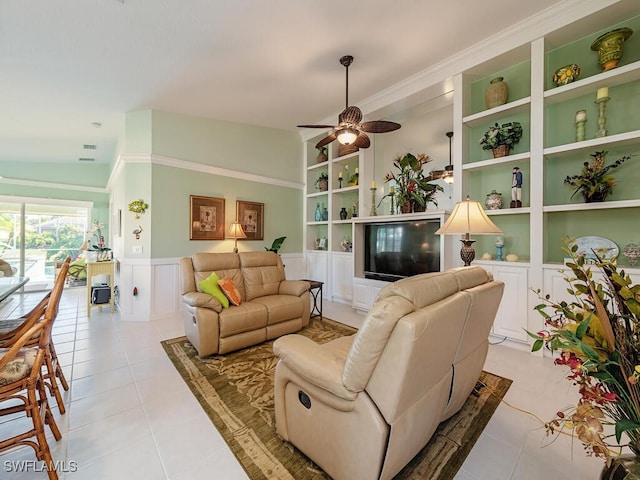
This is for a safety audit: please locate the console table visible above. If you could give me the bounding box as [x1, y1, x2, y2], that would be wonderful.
[86, 261, 116, 317]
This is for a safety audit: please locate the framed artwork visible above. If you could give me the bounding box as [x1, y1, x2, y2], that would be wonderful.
[190, 195, 225, 240]
[237, 201, 264, 240]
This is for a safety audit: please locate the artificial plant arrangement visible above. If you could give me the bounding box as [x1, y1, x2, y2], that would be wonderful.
[315, 172, 329, 191]
[563, 150, 631, 203]
[479, 121, 523, 157]
[384, 152, 443, 212]
[529, 236, 640, 466]
[87, 220, 111, 260]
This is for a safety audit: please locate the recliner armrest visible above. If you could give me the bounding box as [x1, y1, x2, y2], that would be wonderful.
[278, 280, 310, 297]
[182, 292, 223, 313]
[274, 335, 356, 401]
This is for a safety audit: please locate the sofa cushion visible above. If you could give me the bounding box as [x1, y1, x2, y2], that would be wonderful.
[251, 295, 303, 325]
[239, 252, 285, 301]
[219, 302, 268, 337]
[198, 272, 229, 308]
[219, 276, 242, 306]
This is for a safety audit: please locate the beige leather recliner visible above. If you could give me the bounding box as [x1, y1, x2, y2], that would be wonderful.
[180, 251, 310, 357]
[273, 266, 504, 480]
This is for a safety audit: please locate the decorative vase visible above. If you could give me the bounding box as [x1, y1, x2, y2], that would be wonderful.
[583, 191, 608, 203]
[314, 202, 322, 222]
[623, 243, 640, 267]
[321, 207, 329, 221]
[485, 77, 509, 109]
[591, 27, 633, 71]
[412, 201, 426, 213]
[316, 147, 327, 164]
[552, 63, 580, 86]
[600, 454, 640, 480]
[400, 200, 412, 214]
[492, 145, 510, 158]
[339, 207, 348, 220]
[317, 178, 328, 191]
[485, 190, 503, 210]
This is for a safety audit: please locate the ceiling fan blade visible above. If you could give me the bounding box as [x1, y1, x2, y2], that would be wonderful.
[297, 124, 337, 129]
[353, 132, 370, 149]
[428, 170, 446, 180]
[315, 133, 337, 149]
[338, 106, 362, 125]
[360, 120, 401, 134]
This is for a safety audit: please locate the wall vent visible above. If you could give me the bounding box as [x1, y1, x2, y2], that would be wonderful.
[78, 157, 95, 162]
[83, 144, 97, 150]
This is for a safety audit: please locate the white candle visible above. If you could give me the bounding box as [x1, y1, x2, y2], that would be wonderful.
[596, 87, 609, 100]
[576, 110, 587, 122]
[355, 167, 359, 174]
[371, 180, 376, 189]
[338, 171, 342, 179]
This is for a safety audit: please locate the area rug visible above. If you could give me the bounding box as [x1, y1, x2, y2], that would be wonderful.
[161, 319, 512, 480]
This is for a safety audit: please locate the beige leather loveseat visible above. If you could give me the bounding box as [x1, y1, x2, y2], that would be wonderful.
[180, 252, 310, 357]
[273, 266, 504, 480]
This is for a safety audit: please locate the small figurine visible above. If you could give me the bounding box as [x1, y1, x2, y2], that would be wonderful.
[511, 167, 522, 208]
[133, 225, 143, 240]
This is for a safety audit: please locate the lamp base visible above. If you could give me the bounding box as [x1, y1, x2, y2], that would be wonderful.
[460, 239, 476, 266]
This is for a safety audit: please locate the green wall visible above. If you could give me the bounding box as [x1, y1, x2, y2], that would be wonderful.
[150, 164, 302, 257]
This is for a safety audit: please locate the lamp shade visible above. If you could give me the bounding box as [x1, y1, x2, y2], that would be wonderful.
[436, 196, 502, 236]
[227, 221, 247, 239]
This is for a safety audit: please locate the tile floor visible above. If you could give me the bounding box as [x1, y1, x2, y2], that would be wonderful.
[0, 288, 605, 479]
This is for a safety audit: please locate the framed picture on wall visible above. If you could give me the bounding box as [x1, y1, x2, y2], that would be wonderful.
[190, 195, 225, 240]
[236, 201, 264, 240]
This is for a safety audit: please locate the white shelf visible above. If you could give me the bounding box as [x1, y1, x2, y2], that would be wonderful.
[485, 207, 531, 215]
[332, 185, 359, 194]
[544, 60, 640, 105]
[307, 190, 329, 198]
[544, 130, 640, 158]
[332, 151, 359, 163]
[463, 97, 531, 127]
[307, 161, 328, 172]
[463, 152, 531, 170]
[331, 219, 353, 225]
[306, 221, 328, 226]
[543, 199, 640, 213]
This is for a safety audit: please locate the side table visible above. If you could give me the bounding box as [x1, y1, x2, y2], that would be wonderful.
[301, 279, 323, 320]
[86, 260, 116, 317]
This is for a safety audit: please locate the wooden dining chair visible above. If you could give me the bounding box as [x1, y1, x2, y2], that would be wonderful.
[0, 278, 67, 479]
[0, 257, 71, 414]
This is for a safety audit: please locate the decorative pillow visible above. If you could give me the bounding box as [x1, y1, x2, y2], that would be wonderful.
[218, 276, 242, 306]
[198, 272, 229, 308]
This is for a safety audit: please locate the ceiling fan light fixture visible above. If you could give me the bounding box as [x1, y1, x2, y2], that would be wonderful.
[337, 128, 358, 145]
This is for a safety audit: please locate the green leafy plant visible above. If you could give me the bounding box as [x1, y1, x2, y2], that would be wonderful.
[384, 153, 443, 209]
[564, 150, 630, 202]
[265, 236, 286, 254]
[479, 121, 523, 150]
[529, 236, 640, 461]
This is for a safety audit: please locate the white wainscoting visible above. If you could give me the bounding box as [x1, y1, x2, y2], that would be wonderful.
[117, 253, 306, 322]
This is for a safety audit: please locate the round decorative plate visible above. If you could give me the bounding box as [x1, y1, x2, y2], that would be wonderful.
[570, 236, 619, 261]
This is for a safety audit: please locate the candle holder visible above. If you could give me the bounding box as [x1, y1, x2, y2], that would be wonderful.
[370, 187, 378, 216]
[495, 237, 504, 261]
[595, 96, 610, 138]
[338, 177, 343, 188]
[575, 110, 587, 142]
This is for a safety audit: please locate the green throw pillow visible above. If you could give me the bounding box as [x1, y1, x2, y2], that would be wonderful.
[199, 272, 229, 308]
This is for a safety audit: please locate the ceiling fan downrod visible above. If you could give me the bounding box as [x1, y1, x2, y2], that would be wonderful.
[340, 55, 354, 110]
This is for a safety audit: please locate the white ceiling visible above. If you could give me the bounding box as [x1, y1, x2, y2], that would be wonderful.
[0, 0, 586, 166]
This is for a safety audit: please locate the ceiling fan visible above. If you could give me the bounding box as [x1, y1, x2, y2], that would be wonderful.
[298, 55, 401, 150]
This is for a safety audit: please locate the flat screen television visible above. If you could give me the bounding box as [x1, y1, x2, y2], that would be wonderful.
[364, 219, 441, 282]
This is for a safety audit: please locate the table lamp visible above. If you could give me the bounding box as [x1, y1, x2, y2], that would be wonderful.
[436, 196, 503, 266]
[228, 221, 247, 253]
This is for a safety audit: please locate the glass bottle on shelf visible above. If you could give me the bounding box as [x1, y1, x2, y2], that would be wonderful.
[314, 202, 321, 222]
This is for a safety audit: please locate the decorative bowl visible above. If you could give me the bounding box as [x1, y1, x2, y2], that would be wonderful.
[552, 64, 580, 86]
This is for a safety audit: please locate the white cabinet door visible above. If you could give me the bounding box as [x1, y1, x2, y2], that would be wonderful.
[305, 251, 329, 287]
[480, 263, 529, 343]
[352, 277, 387, 313]
[330, 253, 353, 303]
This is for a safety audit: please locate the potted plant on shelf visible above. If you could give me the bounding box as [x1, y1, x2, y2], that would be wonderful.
[479, 121, 523, 158]
[384, 153, 443, 213]
[315, 172, 329, 191]
[564, 150, 631, 203]
[529, 237, 640, 477]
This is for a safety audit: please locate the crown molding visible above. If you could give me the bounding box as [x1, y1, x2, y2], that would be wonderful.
[109, 153, 304, 190]
[0, 177, 107, 194]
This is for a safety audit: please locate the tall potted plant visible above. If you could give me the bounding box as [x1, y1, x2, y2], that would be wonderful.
[384, 153, 443, 213]
[564, 150, 630, 203]
[479, 121, 523, 158]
